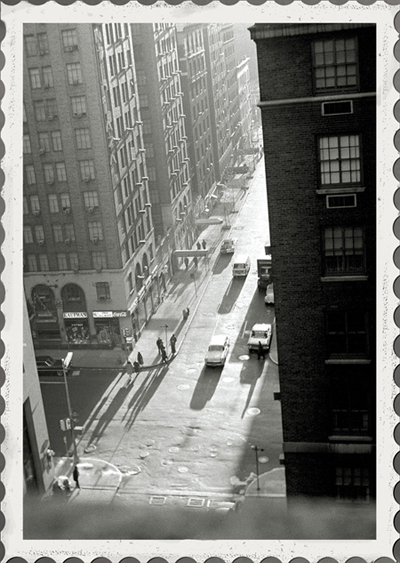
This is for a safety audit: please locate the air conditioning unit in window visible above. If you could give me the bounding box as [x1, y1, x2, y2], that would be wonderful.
[63, 208, 71, 214]
[86, 207, 94, 213]
[44, 84, 50, 89]
[38, 240, 45, 245]
[93, 237, 99, 244]
[72, 79, 81, 85]
[65, 46, 75, 52]
[39, 148, 46, 155]
[48, 115, 54, 121]
[39, 50, 45, 56]
[47, 179, 54, 185]
[83, 177, 91, 183]
[33, 210, 41, 216]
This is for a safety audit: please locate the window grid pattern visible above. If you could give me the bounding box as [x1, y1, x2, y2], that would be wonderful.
[48, 194, 59, 213]
[30, 195, 40, 213]
[324, 226, 364, 273]
[92, 251, 107, 269]
[71, 96, 87, 115]
[53, 224, 63, 243]
[39, 254, 50, 271]
[60, 193, 71, 210]
[34, 226, 45, 242]
[326, 311, 368, 356]
[44, 164, 55, 184]
[319, 135, 361, 186]
[83, 191, 99, 208]
[80, 160, 95, 180]
[88, 222, 103, 241]
[65, 224, 76, 241]
[25, 165, 36, 185]
[56, 162, 67, 182]
[96, 282, 111, 300]
[75, 128, 91, 149]
[23, 135, 32, 154]
[29, 68, 41, 89]
[62, 29, 78, 49]
[52, 131, 63, 151]
[336, 467, 370, 502]
[39, 133, 50, 152]
[67, 63, 83, 85]
[314, 38, 357, 91]
[57, 253, 68, 270]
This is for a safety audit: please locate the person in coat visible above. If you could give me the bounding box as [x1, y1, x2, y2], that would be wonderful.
[73, 465, 80, 489]
[137, 351, 144, 366]
[257, 341, 265, 360]
[156, 337, 163, 354]
[170, 334, 177, 355]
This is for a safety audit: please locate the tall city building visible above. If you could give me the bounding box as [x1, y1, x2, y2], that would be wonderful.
[130, 23, 195, 253]
[23, 23, 166, 349]
[251, 23, 376, 507]
[236, 57, 252, 151]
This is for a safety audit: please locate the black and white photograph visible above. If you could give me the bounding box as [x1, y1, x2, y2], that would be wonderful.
[1, 1, 398, 561]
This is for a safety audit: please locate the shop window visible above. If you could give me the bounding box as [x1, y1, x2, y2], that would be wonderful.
[65, 284, 82, 302]
[96, 282, 111, 301]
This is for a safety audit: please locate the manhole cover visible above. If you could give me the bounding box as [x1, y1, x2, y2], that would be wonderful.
[191, 445, 201, 451]
[139, 451, 149, 458]
[169, 446, 180, 453]
[83, 444, 96, 453]
[161, 459, 173, 467]
[238, 354, 250, 361]
[120, 465, 141, 475]
[145, 439, 155, 447]
[246, 407, 261, 416]
[210, 453, 217, 458]
[226, 440, 233, 446]
[259, 456, 269, 464]
[222, 377, 234, 383]
[187, 498, 205, 507]
[150, 496, 166, 505]
[178, 466, 189, 473]
[178, 384, 190, 390]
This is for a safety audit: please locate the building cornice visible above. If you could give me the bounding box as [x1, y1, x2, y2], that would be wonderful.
[249, 23, 375, 41]
[258, 91, 376, 108]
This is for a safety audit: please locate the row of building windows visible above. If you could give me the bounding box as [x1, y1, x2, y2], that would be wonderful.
[105, 23, 129, 46]
[24, 221, 104, 245]
[24, 159, 96, 185]
[25, 251, 107, 272]
[108, 49, 132, 78]
[23, 128, 92, 154]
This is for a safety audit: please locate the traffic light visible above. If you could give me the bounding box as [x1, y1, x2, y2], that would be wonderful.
[59, 418, 71, 431]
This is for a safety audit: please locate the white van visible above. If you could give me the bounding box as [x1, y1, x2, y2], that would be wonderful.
[232, 255, 251, 277]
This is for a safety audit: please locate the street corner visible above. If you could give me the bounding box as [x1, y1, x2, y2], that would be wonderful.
[75, 457, 123, 489]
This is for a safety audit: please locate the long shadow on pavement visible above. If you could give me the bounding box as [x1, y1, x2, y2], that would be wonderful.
[124, 365, 169, 431]
[86, 385, 131, 447]
[190, 366, 222, 410]
[218, 278, 245, 315]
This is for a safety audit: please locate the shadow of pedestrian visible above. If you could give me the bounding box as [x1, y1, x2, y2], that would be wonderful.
[86, 384, 131, 447]
[124, 365, 169, 431]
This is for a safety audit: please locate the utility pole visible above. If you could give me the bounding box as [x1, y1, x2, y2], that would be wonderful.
[252, 444, 264, 492]
[163, 324, 169, 355]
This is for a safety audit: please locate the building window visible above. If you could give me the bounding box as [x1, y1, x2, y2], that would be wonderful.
[35, 225, 45, 243]
[37, 33, 49, 54]
[47, 98, 58, 119]
[23, 135, 32, 154]
[336, 467, 370, 502]
[39, 254, 49, 271]
[92, 251, 107, 270]
[56, 162, 67, 182]
[96, 282, 111, 301]
[25, 165, 36, 185]
[69, 253, 79, 270]
[23, 197, 29, 215]
[62, 29, 78, 50]
[139, 94, 149, 107]
[313, 38, 358, 92]
[319, 135, 361, 186]
[142, 118, 151, 135]
[88, 222, 103, 241]
[34, 101, 46, 121]
[48, 194, 59, 213]
[57, 253, 68, 270]
[24, 226, 34, 244]
[24, 35, 37, 56]
[30, 195, 40, 214]
[26, 255, 37, 271]
[326, 310, 368, 357]
[43, 66, 54, 88]
[332, 390, 370, 435]
[83, 191, 99, 208]
[323, 226, 365, 274]
[60, 193, 71, 211]
[39, 132, 50, 152]
[136, 69, 147, 86]
[71, 95, 87, 115]
[75, 128, 91, 149]
[52, 131, 63, 151]
[53, 224, 63, 243]
[65, 223, 76, 241]
[127, 272, 133, 293]
[44, 164, 55, 184]
[66, 62, 83, 85]
[113, 86, 121, 107]
[29, 68, 41, 89]
[79, 160, 95, 181]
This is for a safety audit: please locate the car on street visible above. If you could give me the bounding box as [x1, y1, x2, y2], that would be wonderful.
[35, 355, 70, 377]
[205, 335, 230, 367]
[265, 283, 274, 305]
[247, 323, 272, 352]
[220, 238, 236, 254]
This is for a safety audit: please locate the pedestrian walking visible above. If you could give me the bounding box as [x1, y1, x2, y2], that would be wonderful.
[202, 239, 206, 250]
[257, 341, 265, 361]
[196, 241, 201, 250]
[63, 478, 72, 499]
[126, 360, 134, 384]
[72, 465, 80, 489]
[193, 256, 198, 268]
[156, 337, 163, 354]
[133, 360, 140, 374]
[184, 257, 189, 270]
[137, 351, 144, 366]
[161, 347, 168, 363]
[170, 334, 177, 355]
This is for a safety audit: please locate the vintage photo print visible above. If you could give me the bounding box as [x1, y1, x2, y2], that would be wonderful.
[1, 1, 398, 561]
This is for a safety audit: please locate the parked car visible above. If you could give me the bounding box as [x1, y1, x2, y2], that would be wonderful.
[247, 323, 272, 352]
[265, 283, 274, 305]
[220, 238, 236, 254]
[35, 355, 69, 377]
[205, 335, 230, 367]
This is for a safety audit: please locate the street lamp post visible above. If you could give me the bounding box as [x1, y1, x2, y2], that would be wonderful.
[62, 352, 78, 464]
[163, 324, 169, 355]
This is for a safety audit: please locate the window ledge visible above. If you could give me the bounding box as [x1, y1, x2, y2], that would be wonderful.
[328, 435, 373, 443]
[316, 187, 365, 195]
[325, 358, 371, 365]
[321, 275, 368, 282]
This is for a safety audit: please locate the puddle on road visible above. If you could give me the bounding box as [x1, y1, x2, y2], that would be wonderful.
[168, 446, 180, 453]
[246, 407, 261, 416]
[178, 466, 189, 473]
[139, 451, 150, 459]
[238, 354, 250, 361]
[259, 456, 269, 464]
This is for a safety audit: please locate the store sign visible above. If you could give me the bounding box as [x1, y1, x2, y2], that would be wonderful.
[93, 311, 127, 318]
[63, 312, 88, 319]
